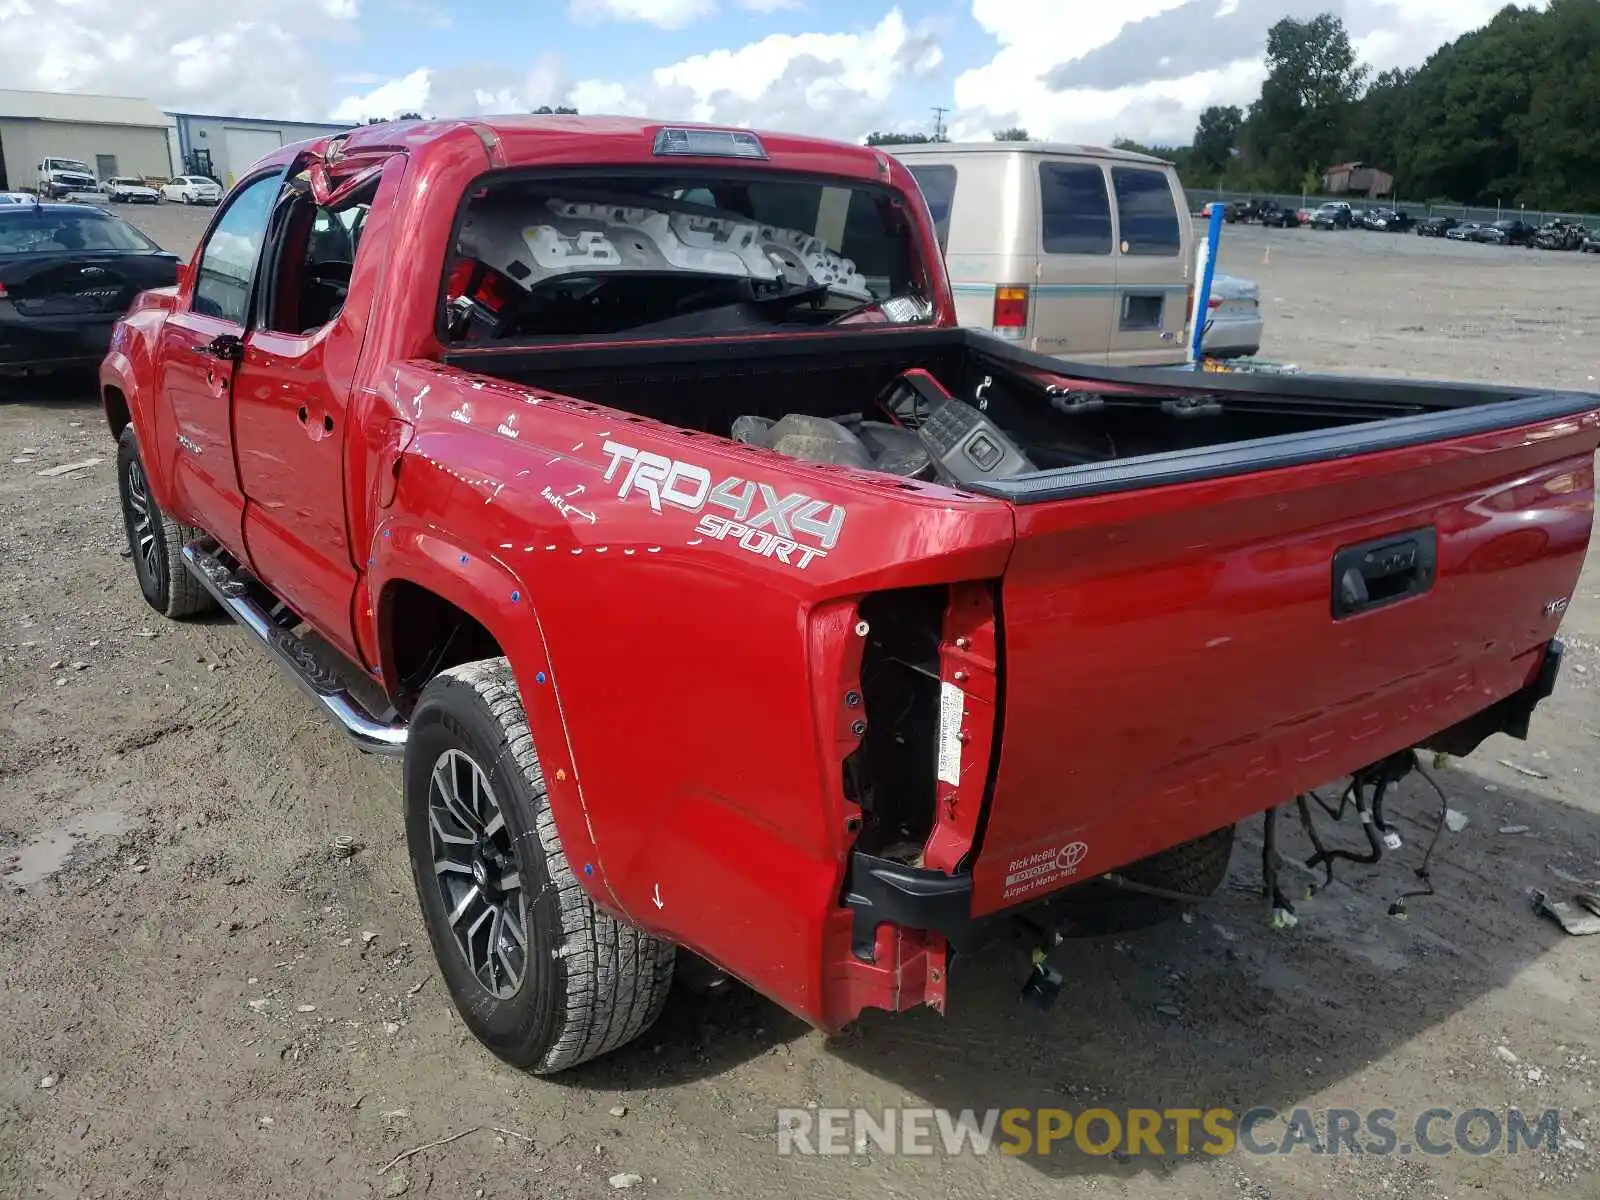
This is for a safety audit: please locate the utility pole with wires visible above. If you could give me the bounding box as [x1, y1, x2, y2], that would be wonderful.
[931, 106, 949, 142]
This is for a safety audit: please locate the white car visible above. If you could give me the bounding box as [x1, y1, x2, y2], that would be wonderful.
[161, 176, 223, 205]
[103, 176, 161, 204]
[1199, 273, 1264, 359]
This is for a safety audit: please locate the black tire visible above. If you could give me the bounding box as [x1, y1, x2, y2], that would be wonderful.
[1046, 824, 1235, 936]
[404, 659, 675, 1074]
[116, 427, 214, 619]
[1119, 823, 1236, 898]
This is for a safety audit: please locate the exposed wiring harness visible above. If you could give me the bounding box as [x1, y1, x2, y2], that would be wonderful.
[1091, 749, 1459, 927]
[1296, 751, 1416, 892]
[1386, 762, 1454, 919]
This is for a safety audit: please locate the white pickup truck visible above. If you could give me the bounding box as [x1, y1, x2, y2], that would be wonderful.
[36, 157, 101, 200]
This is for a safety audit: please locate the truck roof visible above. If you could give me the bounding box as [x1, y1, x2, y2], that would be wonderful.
[888, 140, 1173, 167]
[260, 115, 906, 189]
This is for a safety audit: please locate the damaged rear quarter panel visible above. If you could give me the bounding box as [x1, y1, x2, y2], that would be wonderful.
[379, 361, 1013, 1021]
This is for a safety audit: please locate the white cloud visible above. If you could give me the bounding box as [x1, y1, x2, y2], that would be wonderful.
[649, 9, 938, 110]
[333, 7, 940, 142]
[330, 68, 431, 121]
[574, 0, 717, 29]
[1, 0, 1533, 164]
[952, 0, 1239, 144]
[0, 2, 360, 118]
[330, 56, 572, 120]
[951, 0, 1546, 146]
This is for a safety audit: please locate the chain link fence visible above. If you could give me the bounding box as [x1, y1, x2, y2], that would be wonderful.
[1185, 187, 1599, 229]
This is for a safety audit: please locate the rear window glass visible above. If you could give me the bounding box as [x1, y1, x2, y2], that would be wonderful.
[1038, 162, 1112, 256]
[1111, 167, 1181, 256]
[444, 171, 924, 344]
[0, 211, 158, 255]
[904, 164, 956, 251]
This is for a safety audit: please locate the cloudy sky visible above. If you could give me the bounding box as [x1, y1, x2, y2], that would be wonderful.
[0, 0, 1540, 146]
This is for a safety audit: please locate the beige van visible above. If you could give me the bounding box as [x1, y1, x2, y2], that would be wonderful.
[892, 142, 1196, 367]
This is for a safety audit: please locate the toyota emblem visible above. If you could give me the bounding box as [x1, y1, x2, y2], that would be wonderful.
[1054, 841, 1088, 872]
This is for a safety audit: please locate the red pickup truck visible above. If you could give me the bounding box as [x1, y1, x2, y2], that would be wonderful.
[100, 116, 1597, 1074]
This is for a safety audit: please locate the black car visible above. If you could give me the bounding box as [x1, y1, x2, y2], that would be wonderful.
[1258, 200, 1298, 228]
[1416, 215, 1459, 237]
[0, 201, 178, 378]
[1583, 229, 1600, 254]
[1477, 219, 1537, 246]
[1310, 202, 1353, 230]
[1360, 207, 1414, 232]
[1224, 200, 1260, 224]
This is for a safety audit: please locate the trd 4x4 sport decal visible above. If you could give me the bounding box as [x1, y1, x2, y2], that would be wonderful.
[600, 441, 846, 570]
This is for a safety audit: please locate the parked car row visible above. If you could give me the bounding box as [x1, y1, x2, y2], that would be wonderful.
[100, 176, 223, 205]
[23, 159, 224, 206]
[1204, 199, 1419, 233]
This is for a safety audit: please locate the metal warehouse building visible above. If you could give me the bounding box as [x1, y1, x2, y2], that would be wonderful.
[167, 112, 353, 188]
[0, 89, 178, 192]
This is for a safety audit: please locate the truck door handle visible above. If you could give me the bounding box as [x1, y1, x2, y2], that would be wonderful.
[1331, 528, 1437, 618]
[194, 334, 242, 361]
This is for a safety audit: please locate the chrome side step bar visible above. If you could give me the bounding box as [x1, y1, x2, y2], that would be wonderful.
[181, 542, 407, 756]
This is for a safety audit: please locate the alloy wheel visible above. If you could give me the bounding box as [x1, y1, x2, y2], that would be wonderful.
[124, 458, 160, 580]
[427, 748, 529, 999]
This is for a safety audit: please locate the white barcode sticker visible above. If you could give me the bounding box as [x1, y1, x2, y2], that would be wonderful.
[936, 681, 965, 786]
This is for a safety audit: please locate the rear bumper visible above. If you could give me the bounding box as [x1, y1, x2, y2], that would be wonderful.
[1202, 314, 1263, 357]
[0, 312, 117, 372]
[826, 638, 1565, 978]
[1422, 638, 1564, 757]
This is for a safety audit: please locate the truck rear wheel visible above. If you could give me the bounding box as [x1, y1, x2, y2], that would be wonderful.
[404, 658, 675, 1074]
[1048, 824, 1236, 935]
[1119, 823, 1236, 898]
[116, 427, 214, 619]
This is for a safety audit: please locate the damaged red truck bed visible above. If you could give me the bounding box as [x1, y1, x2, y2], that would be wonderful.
[99, 115, 1599, 1073]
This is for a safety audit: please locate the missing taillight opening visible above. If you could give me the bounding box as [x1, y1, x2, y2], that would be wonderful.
[843, 585, 948, 860]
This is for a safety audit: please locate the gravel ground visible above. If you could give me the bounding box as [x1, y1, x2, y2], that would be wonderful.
[1, 207, 1598, 1200]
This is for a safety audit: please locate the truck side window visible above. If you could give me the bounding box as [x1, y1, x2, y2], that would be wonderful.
[1038, 162, 1112, 256]
[904, 165, 956, 251]
[192, 173, 281, 324]
[1111, 167, 1181, 256]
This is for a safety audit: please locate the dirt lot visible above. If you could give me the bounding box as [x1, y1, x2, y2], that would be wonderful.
[2, 207, 1598, 1200]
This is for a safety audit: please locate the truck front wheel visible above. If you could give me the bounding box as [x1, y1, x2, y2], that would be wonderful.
[116, 427, 214, 618]
[404, 658, 675, 1074]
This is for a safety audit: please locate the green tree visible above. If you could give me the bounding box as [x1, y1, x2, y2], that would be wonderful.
[1388, 4, 1548, 205]
[1514, 0, 1600, 208]
[1190, 104, 1243, 179]
[532, 105, 580, 115]
[1244, 13, 1369, 188]
[1345, 68, 1413, 173]
[993, 127, 1030, 141]
[1147, 1, 1600, 210]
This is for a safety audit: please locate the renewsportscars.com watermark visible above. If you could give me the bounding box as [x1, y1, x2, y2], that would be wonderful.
[777, 1107, 1572, 1158]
